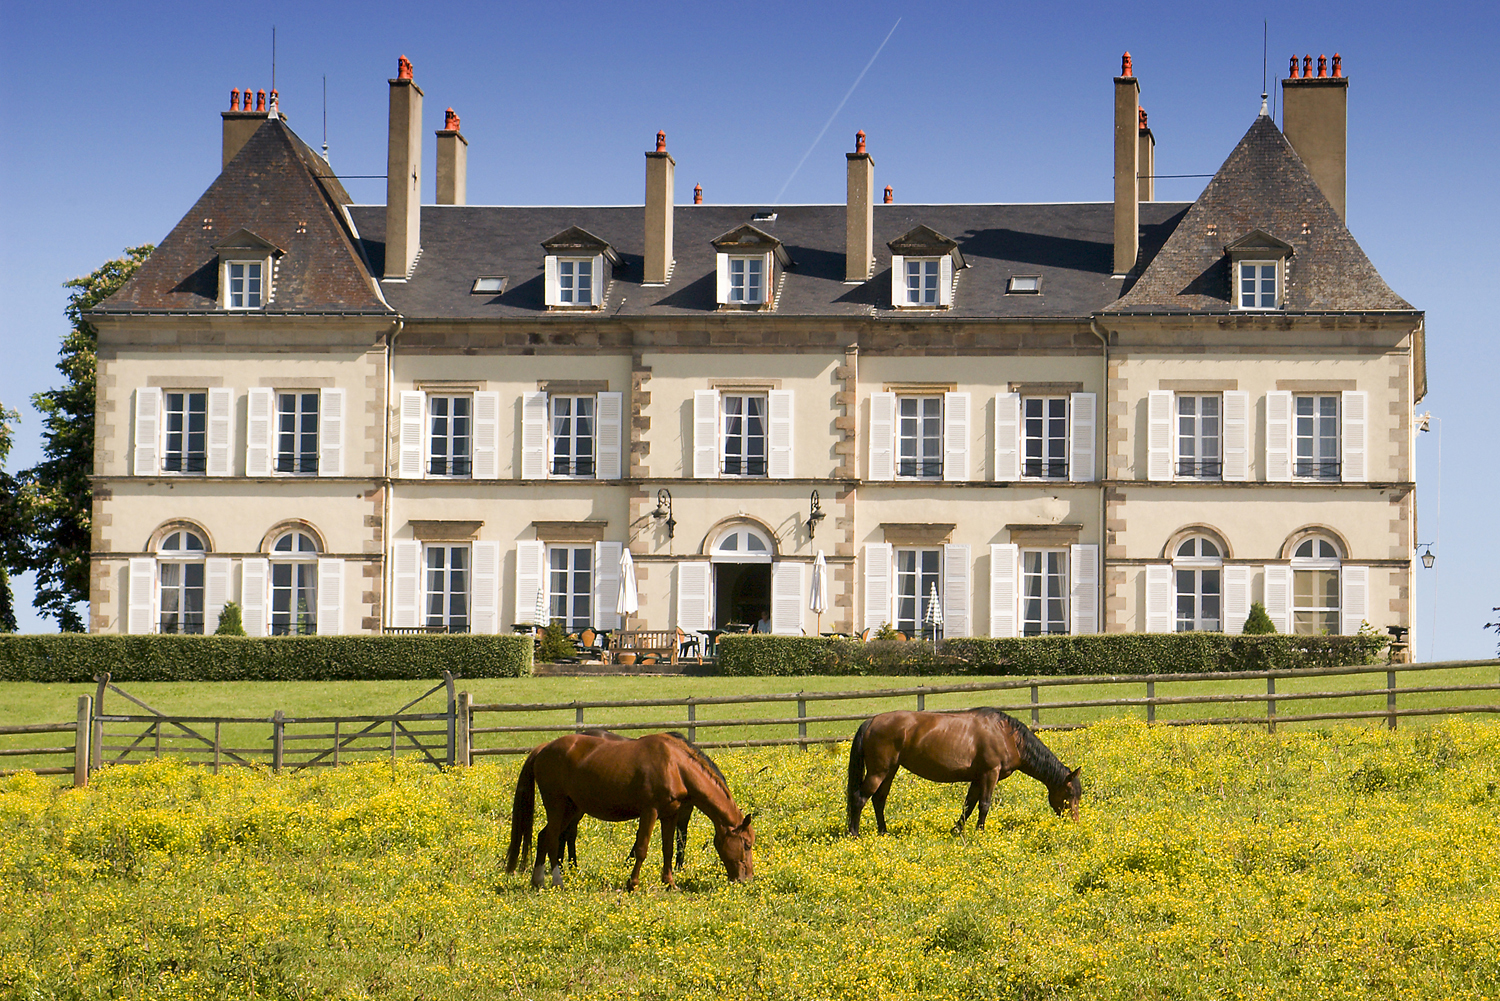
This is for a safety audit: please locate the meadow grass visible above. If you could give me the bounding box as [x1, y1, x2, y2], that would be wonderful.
[3, 718, 1499, 999]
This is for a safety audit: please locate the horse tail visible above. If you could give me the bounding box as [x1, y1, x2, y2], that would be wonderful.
[505, 748, 539, 873]
[846, 718, 872, 832]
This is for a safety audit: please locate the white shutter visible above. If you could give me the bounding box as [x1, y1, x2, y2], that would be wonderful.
[246, 387, 273, 477]
[389, 541, 421, 629]
[869, 392, 896, 481]
[1263, 564, 1292, 634]
[1222, 391, 1249, 481]
[317, 558, 345, 635]
[398, 391, 425, 478]
[988, 544, 1019, 637]
[863, 543, 893, 631]
[1266, 391, 1293, 482]
[204, 557, 231, 634]
[521, 391, 548, 479]
[472, 391, 500, 479]
[1340, 565, 1369, 637]
[595, 391, 623, 480]
[1341, 390, 1368, 482]
[942, 391, 970, 481]
[676, 561, 713, 633]
[1223, 565, 1251, 634]
[994, 392, 1020, 481]
[942, 543, 971, 637]
[127, 557, 156, 634]
[1069, 392, 1096, 483]
[593, 541, 622, 631]
[1145, 564, 1173, 633]
[716, 254, 730, 305]
[133, 387, 161, 476]
[240, 558, 269, 637]
[1147, 390, 1173, 481]
[938, 254, 954, 307]
[319, 387, 345, 477]
[206, 387, 233, 476]
[889, 255, 905, 306]
[767, 389, 794, 478]
[514, 540, 545, 626]
[544, 256, 560, 307]
[592, 254, 607, 307]
[693, 389, 720, 478]
[771, 561, 804, 635]
[469, 543, 499, 635]
[1069, 544, 1099, 635]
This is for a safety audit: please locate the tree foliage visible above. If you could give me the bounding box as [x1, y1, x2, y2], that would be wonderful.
[1242, 602, 1277, 635]
[20, 246, 152, 631]
[0, 402, 20, 632]
[215, 601, 246, 636]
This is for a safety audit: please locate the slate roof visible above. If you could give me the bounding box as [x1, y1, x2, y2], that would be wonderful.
[1108, 115, 1411, 313]
[97, 118, 392, 315]
[348, 200, 1190, 320]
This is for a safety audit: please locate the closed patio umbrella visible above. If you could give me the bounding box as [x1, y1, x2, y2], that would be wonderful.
[924, 581, 943, 648]
[533, 577, 549, 630]
[810, 550, 829, 635]
[617, 547, 639, 626]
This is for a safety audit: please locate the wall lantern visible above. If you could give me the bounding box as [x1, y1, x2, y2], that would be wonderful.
[653, 488, 676, 540]
[807, 490, 826, 538]
[1418, 545, 1435, 570]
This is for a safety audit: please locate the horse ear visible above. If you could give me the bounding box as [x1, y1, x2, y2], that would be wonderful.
[1069, 766, 1082, 782]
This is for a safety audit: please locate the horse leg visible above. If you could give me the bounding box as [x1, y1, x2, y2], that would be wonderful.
[952, 781, 982, 836]
[625, 810, 657, 892]
[975, 768, 1002, 831]
[870, 768, 898, 835]
[658, 806, 680, 889]
[563, 820, 578, 868]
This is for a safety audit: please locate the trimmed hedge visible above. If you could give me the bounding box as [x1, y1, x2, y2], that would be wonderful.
[0, 634, 533, 683]
[716, 632, 1389, 677]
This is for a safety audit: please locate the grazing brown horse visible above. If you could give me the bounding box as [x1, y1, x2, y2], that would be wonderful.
[563, 729, 694, 870]
[846, 708, 1082, 836]
[507, 731, 755, 890]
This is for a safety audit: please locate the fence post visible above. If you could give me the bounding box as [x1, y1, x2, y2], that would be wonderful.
[272, 711, 285, 773]
[1030, 684, 1040, 726]
[1146, 680, 1156, 725]
[444, 671, 457, 767]
[214, 721, 222, 775]
[797, 696, 808, 750]
[74, 695, 92, 788]
[687, 701, 696, 744]
[1266, 676, 1276, 734]
[1387, 669, 1398, 731]
[457, 692, 472, 766]
[575, 704, 584, 730]
[916, 689, 925, 712]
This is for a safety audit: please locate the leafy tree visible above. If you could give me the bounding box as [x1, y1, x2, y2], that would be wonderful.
[20, 246, 152, 631]
[535, 621, 578, 663]
[1485, 608, 1500, 656]
[0, 403, 21, 632]
[1242, 602, 1277, 634]
[215, 601, 246, 636]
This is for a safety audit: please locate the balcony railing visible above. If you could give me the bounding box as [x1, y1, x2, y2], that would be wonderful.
[270, 620, 318, 636]
[550, 456, 596, 477]
[162, 455, 207, 474]
[896, 458, 944, 478]
[386, 624, 470, 636]
[722, 455, 768, 476]
[1021, 459, 1068, 478]
[1293, 460, 1341, 479]
[428, 456, 472, 477]
[275, 453, 319, 474]
[159, 617, 205, 635]
[1176, 458, 1223, 478]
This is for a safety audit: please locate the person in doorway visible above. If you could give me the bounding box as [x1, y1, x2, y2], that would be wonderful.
[754, 609, 772, 634]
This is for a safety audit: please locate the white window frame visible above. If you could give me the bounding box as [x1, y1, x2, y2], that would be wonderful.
[896, 395, 943, 479]
[549, 394, 596, 478]
[1022, 396, 1068, 479]
[1176, 394, 1222, 480]
[1236, 260, 1279, 310]
[722, 393, 768, 477]
[428, 394, 473, 478]
[546, 544, 594, 632]
[903, 258, 941, 306]
[1291, 537, 1341, 636]
[275, 391, 320, 475]
[893, 547, 942, 638]
[224, 259, 266, 310]
[269, 530, 320, 636]
[157, 531, 207, 635]
[728, 256, 765, 304]
[1020, 548, 1069, 637]
[424, 544, 470, 633]
[162, 390, 209, 475]
[557, 258, 594, 305]
[1172, 537, 1223, 632]
[1293, 394, 1340, 480]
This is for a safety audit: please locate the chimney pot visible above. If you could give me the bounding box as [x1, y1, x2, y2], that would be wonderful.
[656, 130, 667, 153]
[1332, 53, 1342, 77]
[1288, 55, 1300, 78]
[856, 130, 866, 154]
[884, 185, 893, 203]
[693, 183, 703, 204]
[1121, 52, 1133, 78]
[1138, 107, 1147, 130]
[1303, 55, 1312, 77]
[397, 55, 413, 80]
[230, 88, 240, 111]
[1317, 54, 1328, 78]
[444, 107, 460, 132]
[256, 89, 266, 113]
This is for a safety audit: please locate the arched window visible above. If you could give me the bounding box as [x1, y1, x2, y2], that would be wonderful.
[1172, 536, 1222, 632]
[270, 530, 320, 635]
[709, 525, 774, 563]
[158, 530, 207, 634]
[1291, 536, 1341, 635]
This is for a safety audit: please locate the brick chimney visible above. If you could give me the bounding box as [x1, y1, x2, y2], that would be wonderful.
[644, 131, 674, 284]
[1113, 53, 1140, 275]
[845, 130, 875, 281]
[435, 108, 467, 206]
[222, 86, 273, 168]
[1282, 53, 1348, 220]
[385, 55, 423, 279]
[1137, 107, 1155, 202]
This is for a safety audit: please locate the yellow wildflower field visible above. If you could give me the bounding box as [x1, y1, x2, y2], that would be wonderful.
[2, 718, 1498, 1000]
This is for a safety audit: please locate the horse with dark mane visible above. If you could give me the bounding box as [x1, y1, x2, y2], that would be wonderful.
[846, 709, 1082, 836]
[507, 731, 755, 890]
[562, 729, 694, 870]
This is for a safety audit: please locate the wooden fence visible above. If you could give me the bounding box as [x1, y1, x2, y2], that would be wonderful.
[3, 659, 1497, 784]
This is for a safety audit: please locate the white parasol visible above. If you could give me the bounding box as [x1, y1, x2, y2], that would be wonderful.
[616, 547, 639, 626]
[533, 578, 549, 630]
[809, 550, 829, 635]
[924, 582, 943, 647]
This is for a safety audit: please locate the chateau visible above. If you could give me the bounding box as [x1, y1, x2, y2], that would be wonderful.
[88, 53, 1424, 644]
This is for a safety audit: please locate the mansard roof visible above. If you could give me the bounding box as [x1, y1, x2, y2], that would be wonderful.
[1107, 115, 1411, 313]
[96, 118, 392, 315]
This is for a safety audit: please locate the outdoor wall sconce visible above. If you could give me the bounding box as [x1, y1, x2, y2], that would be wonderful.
[653, 488, 676, 540]
[807, 489, 826, 538]
[1417, 543, 1435, 569]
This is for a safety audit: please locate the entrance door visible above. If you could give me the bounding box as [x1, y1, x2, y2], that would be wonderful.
[708, 524, 776, 630]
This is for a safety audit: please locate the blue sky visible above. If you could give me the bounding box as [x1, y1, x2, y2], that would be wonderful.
[1, 1, 1495, 658]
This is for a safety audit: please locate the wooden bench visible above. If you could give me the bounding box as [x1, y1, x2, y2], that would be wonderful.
[609, 630, 679, 665]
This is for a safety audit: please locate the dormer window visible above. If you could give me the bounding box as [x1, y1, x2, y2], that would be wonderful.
[542, 226, 617, 309]
[1225, 229, 1292, 312]
[713, 224, 790, 310]
[226, 261, 263, 309]
[212, 228, 281, 311]
[887, 225, 964, 309]
[1238, 262, 1279, 309]
[729, 257, 764, 304]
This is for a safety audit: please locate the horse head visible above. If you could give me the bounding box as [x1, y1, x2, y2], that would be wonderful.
[714, 813, 756, 882]
[1048, 767, 1083, 821]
